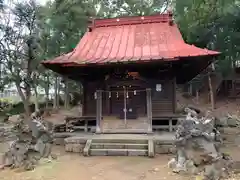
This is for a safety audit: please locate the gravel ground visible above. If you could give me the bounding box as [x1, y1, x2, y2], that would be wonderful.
[0, 146, 240, 180]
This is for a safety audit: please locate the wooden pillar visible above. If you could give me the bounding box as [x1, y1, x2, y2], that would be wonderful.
[146, 88, 152, 133]
[96, 90, 102, 133]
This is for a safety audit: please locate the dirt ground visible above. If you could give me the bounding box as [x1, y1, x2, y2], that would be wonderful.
[2, 93, 240, 180]
[0, 146, 240, 180]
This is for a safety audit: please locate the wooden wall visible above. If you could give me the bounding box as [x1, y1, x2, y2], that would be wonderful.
[151, 80, 176, 116]
[83, 82, 97, 116]
[82, 78, 176, 117]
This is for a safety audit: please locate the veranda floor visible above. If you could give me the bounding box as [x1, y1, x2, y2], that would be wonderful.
[101, 116, 149, 133]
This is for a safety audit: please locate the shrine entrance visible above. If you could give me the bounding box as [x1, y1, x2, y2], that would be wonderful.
[95, 87, 152, 133]
[110, 85, 146, 120]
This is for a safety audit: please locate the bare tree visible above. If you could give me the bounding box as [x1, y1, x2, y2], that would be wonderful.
[0, 0, 41, 116]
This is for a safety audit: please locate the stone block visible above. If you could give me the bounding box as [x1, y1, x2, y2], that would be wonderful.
[107, 149, 127, 156]
[126, 144, 147, 150]
[72, 144, 83, 153]
[65, 136, 87, 144]
[90, 127, 96, 132]
[148, 140, 155, 157]
[128, 149, 147, 156]
[227, 118, 239, 127]
[155, 140, 173, 145]
[215, 117, 228, 127]
[155, 145, 172, 154]
[104, 144, 125, 149]
[53, 138, 65, 145]
[91, 144, 104, 149]
[90, 149, 108, 156]
[222, 127, 240, 135]
[169, 146, 177, 154]
[83, 140, 92, 156]
[65, 143, 73, 152]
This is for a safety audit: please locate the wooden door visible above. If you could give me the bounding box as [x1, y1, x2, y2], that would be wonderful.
[110, 86, 124, 115]
[110, 86, 146, 119]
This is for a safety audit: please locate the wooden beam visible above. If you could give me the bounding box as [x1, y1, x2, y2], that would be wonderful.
[146, 88, 152, 133]
[96, 90, 103, 133]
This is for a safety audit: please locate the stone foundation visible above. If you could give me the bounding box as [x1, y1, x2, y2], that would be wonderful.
[64, 136, 86, 153]
[62, 136, 175, 155]
[54, 138, 65, 146]
[64, 142, 175, 155]
[155, 144, 176, 154]
[65, 143, 85, 153]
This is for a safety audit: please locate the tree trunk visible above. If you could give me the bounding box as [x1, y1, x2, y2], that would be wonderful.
[64, 78, 70, 109]
[25, 39, 34, 113]
[15, 82, 31, 116]
[44, 76, 50, 109]
[57, 77, 60, 108]
[208, 74, 215, 110]
[33, 86, 39, 112]
[53, 76, 58, 109]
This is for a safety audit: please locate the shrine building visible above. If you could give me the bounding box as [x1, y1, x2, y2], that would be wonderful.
[42, 12, 220, 134]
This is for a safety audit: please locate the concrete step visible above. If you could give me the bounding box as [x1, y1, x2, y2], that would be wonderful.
[91, 138, 148, 144]
[89, 148, 148, 156]
[101, 129, 150, 134]
[83, 138, 154, 157]
[91, 142, 148, 150]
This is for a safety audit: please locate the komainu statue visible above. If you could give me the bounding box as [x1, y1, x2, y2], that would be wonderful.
[0, 111, 56, 171]
[168, 107, 233, 179]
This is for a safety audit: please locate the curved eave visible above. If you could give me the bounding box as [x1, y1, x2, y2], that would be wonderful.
[42, 52, 220, 69]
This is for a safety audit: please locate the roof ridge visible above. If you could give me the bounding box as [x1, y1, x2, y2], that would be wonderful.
[88, 12, 173, 30]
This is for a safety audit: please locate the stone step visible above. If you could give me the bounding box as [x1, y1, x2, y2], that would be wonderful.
[91, 138, 148, 144]
[91, 143, 148, 150]
[100, 129, 150, 134]
[89, 148, 148, 156]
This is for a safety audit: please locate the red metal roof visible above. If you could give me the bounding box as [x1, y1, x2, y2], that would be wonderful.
[43, 13, 220, 66]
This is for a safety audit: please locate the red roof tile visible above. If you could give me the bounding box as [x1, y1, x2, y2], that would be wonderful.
[43, 13, 220, 66]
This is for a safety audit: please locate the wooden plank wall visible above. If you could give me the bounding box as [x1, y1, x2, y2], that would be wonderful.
[151, 80, 175, 116]
[83, 79, 175, 117]
[83, 82, 97, 116]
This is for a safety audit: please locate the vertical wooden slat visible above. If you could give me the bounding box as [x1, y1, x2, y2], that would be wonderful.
[146, 88, 152, 132]
[96, 90, 102, 133]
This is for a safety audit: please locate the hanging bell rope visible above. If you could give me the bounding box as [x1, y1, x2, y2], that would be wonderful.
[101, 89, 147, 93]
[134, 90, 137, 95]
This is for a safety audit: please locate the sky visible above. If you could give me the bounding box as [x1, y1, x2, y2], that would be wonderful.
[36, 0, 48, 5]
[17, 0, 48, 5]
